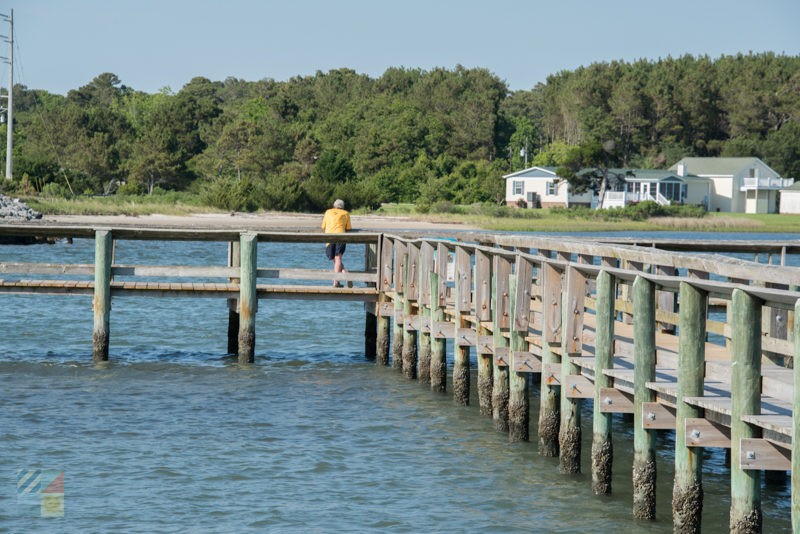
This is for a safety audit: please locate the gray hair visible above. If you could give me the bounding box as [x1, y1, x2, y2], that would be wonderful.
[333, 199, 345, 209]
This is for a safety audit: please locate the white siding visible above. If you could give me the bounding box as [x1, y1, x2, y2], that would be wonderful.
[780, 191, 800, 214]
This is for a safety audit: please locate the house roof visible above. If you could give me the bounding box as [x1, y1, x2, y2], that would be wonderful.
[668, 157, 763, 176]
[578, 168, 711, 183]
[781, 182, 800, 192]
[503, 166, 557, 179]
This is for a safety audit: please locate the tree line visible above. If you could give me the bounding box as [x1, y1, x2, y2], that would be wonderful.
[2, 53, 798, 212]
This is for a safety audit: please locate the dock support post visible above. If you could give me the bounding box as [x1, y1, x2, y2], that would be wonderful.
[559, 289, 580, 474]
[402, 252, 417, 379]
[792, 300, 800, 533]
[592, 270, 615, 494]
[377, 292, 391, 366]
[453, 246, 471, 406]
[430, 270, 446, 392]
[492, 253, 512, 429]
[539, 255, 561, 457]
[418, 242, 434, 383]
[730, 289, 763, 534]
[365, 312, 377, 360]
[365, 242, 379, 360]
[392, 241, 406, 372]
[227, 240, 240, 355]
[92, 229, 112, 362]
[238, 233, 257, 363]
[508, 274, 529, 442]
[476, 249, 493, 416]
[633, 275, 657, 518]
[672, 281, 707, 534]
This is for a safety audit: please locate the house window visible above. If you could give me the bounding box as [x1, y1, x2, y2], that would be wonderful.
[659, 182, 684, 202]
[514, 181, 524, 195]
[546, 181, 557, 196]
[749, 168, 756, 177]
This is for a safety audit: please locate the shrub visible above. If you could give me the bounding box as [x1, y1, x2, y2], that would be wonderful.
[116, 182, 143, 196]
[40, 182, 70, 198]
[200, 178, 254, 211]
[429, 201, 466, 214]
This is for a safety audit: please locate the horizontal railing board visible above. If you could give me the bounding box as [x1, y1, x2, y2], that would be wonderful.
[0, 263, 377, 282]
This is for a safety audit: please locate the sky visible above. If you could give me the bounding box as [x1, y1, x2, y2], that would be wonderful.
[7, 0, 800, 95]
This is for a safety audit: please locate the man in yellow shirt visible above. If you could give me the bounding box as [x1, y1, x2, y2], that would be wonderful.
[321, 199, 352, 287]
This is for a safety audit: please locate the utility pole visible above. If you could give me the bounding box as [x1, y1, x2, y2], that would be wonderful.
[525, 137, 528, 167]
[1, 9, 11, 180]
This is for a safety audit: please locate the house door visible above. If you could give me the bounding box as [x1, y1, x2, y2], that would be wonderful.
[641, 183, 650, 200]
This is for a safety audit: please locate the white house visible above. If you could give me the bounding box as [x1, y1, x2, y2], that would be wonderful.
[504, 166, 711, 209]
[779, 182, 800, 215]
[667, 157, 793, 214]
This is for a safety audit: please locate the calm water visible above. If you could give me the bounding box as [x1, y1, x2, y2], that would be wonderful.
[0, 232, 795, 533]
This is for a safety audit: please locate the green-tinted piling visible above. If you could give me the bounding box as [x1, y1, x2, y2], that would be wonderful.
[492, 272, 510, 430]
[672, 281, 706, 533]
[633, 276, 657, 518]
[508, 274, 529, 442]
[92, 229, 113, 362]
[730, 289, 763, 534]
[402, 252, 418, 379]
[227, 240, 241, 355]
[592, 270, 615, 494]
[429, 271, 447, 392]
[238, 233, 257, 363]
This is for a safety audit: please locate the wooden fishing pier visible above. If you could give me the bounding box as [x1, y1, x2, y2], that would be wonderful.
[2, 222, 800, 534]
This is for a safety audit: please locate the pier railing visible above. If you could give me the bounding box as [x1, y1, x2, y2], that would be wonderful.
[2, 222, 800, 533]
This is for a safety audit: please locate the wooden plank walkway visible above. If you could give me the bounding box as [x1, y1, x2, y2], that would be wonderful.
[0, 279, 379, 302]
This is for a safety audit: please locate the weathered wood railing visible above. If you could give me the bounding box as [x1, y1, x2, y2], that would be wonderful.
[372, 233, 800, 534]
[3, 222, 800, 533]
[0, 228, 383, 363]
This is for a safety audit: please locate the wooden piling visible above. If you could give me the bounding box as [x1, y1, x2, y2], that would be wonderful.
[402, 252, 418, 379]
[539, 251, 561, 457]
[418, 242, 434, 382]
[430, 270, 446, 392]
[377, 237, 393, 366]
[476, 249, 493, 416]
[92, 229, 112, 362]
[633, 275, 657, 519]
[238, 233, 257, 363]
[592, 270, 615, 494]
[793, 300, 800, 533]
[730, 288, 763, 534]
[227, 240, 241, 355]
[493, 254, 511, 430]
[392, 241, 406, 372]
[364, 243, 378, 360]
[508, 274, 529, 442]
[453, 246, 471, 406]
[559, 265, 583, 474]
[672, 281, 707, 534]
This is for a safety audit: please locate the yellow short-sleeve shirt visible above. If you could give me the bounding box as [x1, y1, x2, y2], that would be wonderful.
[322, 208, 352, 244]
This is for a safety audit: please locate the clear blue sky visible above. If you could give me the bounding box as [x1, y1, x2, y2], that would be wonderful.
[9, 0, 800, 95]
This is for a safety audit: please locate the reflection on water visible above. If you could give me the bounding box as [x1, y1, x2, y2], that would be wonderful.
[0, 235, 793, 533]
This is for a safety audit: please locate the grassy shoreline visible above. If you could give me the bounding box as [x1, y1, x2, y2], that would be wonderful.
[17, 196, 800, 233]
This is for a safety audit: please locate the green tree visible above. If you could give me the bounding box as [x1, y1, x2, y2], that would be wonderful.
[556, 141, 631, 209]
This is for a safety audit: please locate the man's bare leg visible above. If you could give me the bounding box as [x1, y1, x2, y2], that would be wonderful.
[334, 254, 344, 287]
